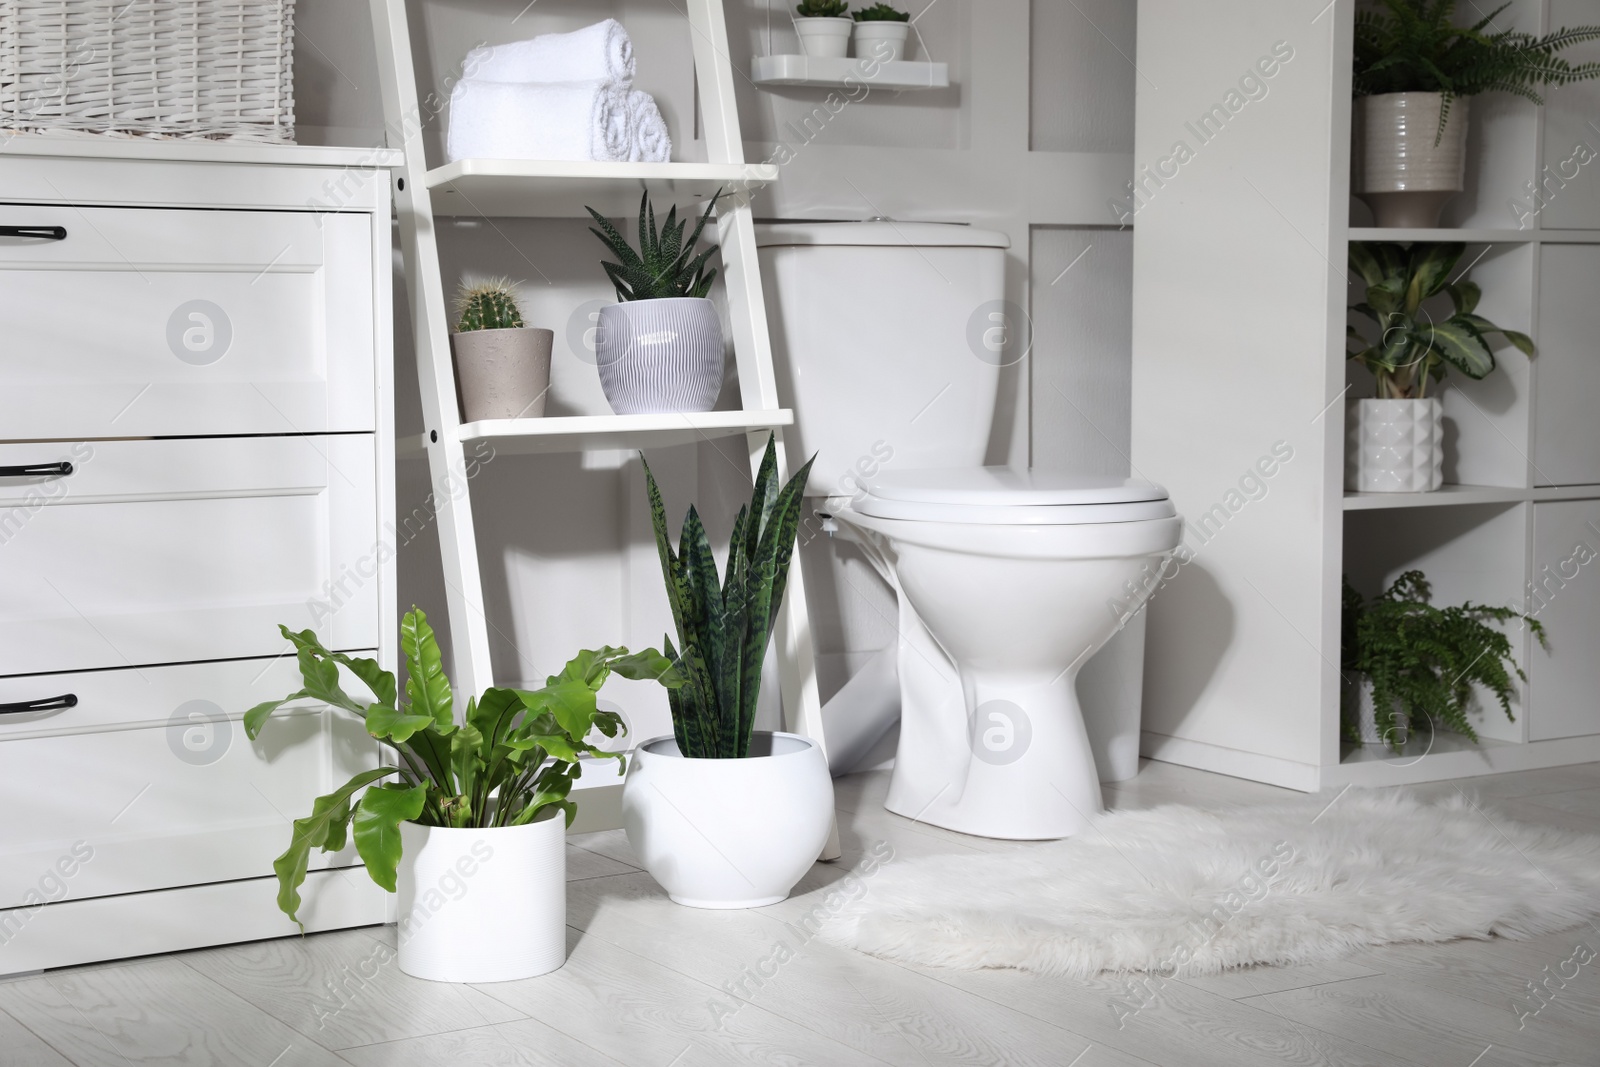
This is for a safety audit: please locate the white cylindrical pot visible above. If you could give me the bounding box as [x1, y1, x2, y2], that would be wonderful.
[595, 297, 725, 414]
[1344, 675, 1409, 746]
[793, 17, 854, 59]
[1346, 397, 1443, 493]
[852, 22, 909, 62]
[623, 732, 834, 909]
[450, 327, 554, 421]
[396, 812, 565, 983]
[1353, 92, 1469, 228]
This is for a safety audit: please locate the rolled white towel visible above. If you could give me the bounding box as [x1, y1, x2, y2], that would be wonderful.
[446, 79, 634, 163]
[464, 20, 636, 87]
[628, 91, 672, 163]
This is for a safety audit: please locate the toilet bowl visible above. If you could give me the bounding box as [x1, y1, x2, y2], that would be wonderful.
[828, 468, 1181, 839]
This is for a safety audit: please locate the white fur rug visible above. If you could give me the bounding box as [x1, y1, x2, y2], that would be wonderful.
[822, 790, 1600, 977]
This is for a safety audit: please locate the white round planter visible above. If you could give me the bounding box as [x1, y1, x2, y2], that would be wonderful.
[1346, 397, 1443, 493]
[1343, 675, 1409, 746]
[793, 16, 854, 59]
[396, 811, 565, 983]
[450, 327, 554, 421]
[622, 732, 834, 909]
[1352, 92, 1469, 228]
[595, 296, 725, 414]
[852, 21, 910, 62]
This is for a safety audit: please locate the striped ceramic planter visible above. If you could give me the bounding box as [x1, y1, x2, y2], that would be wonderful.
[595, 297, 725, 414]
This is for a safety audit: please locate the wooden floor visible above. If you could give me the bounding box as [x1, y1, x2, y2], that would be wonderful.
[3, 759, 1599, 1066]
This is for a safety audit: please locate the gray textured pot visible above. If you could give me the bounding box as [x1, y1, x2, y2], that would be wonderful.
[451, 327, 553, 421]
[595, 297, 725, 415]
[1353, 92, 1469, 228]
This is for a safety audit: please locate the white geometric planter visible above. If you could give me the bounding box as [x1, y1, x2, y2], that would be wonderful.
[595, 297, 725, 414]
[1346, 397, 1443, 493]
[622, 732, 834, 909]
[1352, 92, 1469, 229]
[396, 811, 566, 983]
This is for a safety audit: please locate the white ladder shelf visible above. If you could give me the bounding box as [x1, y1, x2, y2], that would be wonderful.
[367, 0, 838, 858]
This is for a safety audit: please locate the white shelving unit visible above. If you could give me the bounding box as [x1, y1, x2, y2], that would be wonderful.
[368, 0, 837, 855]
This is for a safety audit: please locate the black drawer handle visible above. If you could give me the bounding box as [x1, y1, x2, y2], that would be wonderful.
[0, 694, 77, 714]
[0, 225, 67, 240]
[0, 462, 73, 477]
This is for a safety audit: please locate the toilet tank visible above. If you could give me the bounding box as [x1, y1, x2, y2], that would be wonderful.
[755, 222, 1010, 498]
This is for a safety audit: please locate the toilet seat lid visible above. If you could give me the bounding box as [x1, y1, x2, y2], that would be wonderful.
[855, 469, 1175, 525]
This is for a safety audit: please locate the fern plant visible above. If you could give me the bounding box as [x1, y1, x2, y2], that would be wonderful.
[1348, 241, 1534, 399]
[643, 434, 816, 759]
[853, 3, 908, 21]
[1354, 0, 1600, 139]
[796, 0, 850, 16]
[1341, 572, 1544, 750]
[243, 608, 680, 925]
[455, 279, 525, 332]
[585, 189, 722, 302]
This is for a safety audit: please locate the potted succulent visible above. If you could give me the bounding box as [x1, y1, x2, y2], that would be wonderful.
[624, 434, 834, 909]
[450, 280, 554, 422]
[585, 189, 726, 415]
[852, 3, 911, 62]
[1352, 0, 1600, 227]
[793, 0, 854, 59]
[1346, 241, 1533, 492]
[243, 608, 679, 982]
[1342, 571, 1543, 749]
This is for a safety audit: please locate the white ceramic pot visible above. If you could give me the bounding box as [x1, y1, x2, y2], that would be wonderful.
[595, 297, 725, 414]
[793, 16, 854, 59]
[622, 731, 834, 909]
[396, 811, 565, 983]
[852, 21, 910, 62]
[1353, 92, 1469, 228]
[1346, 397, 1443, 493]
[450, 327, 554, 421]
[1343, 675, 1409, 746]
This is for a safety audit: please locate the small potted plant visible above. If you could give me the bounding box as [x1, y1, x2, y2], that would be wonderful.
[585, 189, 726, 415]
[243, 608, 679, 982]
[623, 434, 834, 909]
[1352, 0, 1600, 227]
[793, 0, 854, 59]
[450, 280, 554, 421]
[1342, 572, 1544, 749]
[1346, 241, 1533, 492]
[852, 3, 911, 62]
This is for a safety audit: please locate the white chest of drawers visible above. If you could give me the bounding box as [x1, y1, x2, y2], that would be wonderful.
[0, 139, 398, 974]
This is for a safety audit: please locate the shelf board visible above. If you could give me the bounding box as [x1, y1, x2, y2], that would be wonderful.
[0, 133, 402, 169]
[424, 159, 777, 218]
[400, 409, 794, 458]
[1347, 227, 1537, 243]
[1343, 483, 1600, 510]
[751, 54, 950, 90]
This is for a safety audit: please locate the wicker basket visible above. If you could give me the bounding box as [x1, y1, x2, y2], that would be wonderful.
[0, 0, 295, 143]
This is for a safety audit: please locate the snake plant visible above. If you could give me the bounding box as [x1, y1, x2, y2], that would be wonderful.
[643, 434, 816, 759]
[585, 189, 722, 302]
[1347, 241, 1533, 399]
[455, 279, 525, 332]
[243, 608, 680, 926]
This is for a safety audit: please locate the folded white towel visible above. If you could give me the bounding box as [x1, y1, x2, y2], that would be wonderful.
[464, 20, 636, 87]
[446, 79, 633, 163]
[628, 91, 672, 163]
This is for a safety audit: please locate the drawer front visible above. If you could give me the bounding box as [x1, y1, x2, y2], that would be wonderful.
[0, 435, 378, 675]
[0, 205, 375, 438]
[0, 658, 380, 908]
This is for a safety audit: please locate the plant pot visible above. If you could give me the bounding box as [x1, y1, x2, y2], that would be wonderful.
[1343, 675, 1409, 746]
[1346, 397, 1443, 493]
[396, 811, 565, 983]
[450, 327, 554, 421]
[595, 297, 725, 414]
[622, 731, 834, 909]
[1352, 92, 1469, 228]
[852, 21, 910, 62]
[793, 16, 854, 59]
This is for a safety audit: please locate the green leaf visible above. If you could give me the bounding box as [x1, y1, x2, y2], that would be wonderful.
[401, 608, 453, 730]
[1404, 242, 1462, 310]
[1422, 319, 1496, 378]
[610, 648, 684, 686]
[352, 781, 428, 893]
[272, 766, 399, 927]
[533, 678, 600, 740]
[1444, 280, 1481, 316]
[364, 704, 435, 743]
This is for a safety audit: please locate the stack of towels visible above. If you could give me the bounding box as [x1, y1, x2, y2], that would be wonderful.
[447, 20, 672, 164]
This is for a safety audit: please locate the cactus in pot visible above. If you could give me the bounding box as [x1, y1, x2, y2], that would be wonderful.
[449, 278, 553, 422]
[455, 281, 525, 332]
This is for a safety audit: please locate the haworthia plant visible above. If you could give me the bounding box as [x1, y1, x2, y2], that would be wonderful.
[643, 434, 816, 759]
[455, 279, 525, 331]
[585, 188, 723, 302]
[243, 608, 681, 927]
